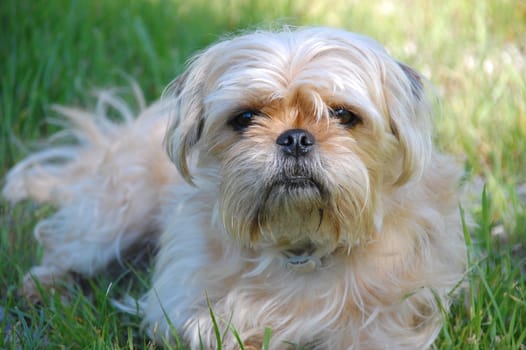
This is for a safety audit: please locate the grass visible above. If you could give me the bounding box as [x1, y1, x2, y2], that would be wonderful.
[1, 0, 525, 348]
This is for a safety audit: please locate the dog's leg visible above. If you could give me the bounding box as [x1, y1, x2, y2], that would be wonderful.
[4, 93, 176, 300]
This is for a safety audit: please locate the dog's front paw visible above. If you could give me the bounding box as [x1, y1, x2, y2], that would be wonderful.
[20, 265, 73, 303]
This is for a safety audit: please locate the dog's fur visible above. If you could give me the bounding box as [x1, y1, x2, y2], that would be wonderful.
[4, 27, 466, 349]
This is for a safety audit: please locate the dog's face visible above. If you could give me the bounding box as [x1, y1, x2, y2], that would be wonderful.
[164, 28, 432, 253]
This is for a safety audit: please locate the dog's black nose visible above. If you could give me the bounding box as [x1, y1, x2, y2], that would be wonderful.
[276, 129, 315, 157]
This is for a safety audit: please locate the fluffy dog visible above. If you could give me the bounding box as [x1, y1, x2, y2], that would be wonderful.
[4, 27, 467, 349]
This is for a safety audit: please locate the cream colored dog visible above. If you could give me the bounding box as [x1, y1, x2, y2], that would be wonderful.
[4, 27, 466, 349]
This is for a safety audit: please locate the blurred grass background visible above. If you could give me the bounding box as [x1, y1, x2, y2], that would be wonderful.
[1, 0, 525, 348]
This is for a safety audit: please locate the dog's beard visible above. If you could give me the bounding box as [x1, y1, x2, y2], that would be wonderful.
[219, 147, 376, 254]
[259, 157, 327, 244]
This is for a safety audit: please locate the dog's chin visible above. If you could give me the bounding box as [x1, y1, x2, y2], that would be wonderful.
[254, 175, 332, 246]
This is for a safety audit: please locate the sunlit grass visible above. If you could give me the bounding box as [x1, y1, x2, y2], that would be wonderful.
[1, 0, 525, 348]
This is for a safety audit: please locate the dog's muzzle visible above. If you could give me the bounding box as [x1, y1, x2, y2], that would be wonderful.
[273, 128, 324, 191]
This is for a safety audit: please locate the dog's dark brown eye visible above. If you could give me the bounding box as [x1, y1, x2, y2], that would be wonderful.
[330, 108, 362, 128]
[230, 110, 258, 131]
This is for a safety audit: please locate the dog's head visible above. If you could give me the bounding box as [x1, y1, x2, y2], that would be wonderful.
[164, 27, 432, 253]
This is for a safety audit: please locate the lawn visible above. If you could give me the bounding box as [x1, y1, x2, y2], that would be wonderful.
[1, 0, 525, 348]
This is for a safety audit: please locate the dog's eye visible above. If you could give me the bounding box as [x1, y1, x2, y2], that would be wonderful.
[330, 108, 362, 128]
[230, 110, 258, 131]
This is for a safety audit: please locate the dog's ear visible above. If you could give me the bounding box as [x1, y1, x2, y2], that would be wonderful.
[398, 63, 424, 100]
[389, 62, 432, 185]
[163, 64, 207, 185]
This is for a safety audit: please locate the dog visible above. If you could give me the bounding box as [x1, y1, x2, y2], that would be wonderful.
[4, 27, 467, 349]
